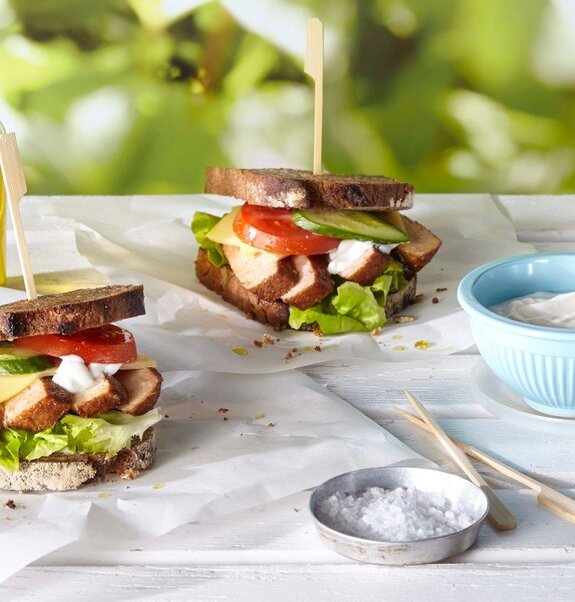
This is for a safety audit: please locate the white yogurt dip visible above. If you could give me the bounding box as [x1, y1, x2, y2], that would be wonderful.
[491, 291, 575, 329]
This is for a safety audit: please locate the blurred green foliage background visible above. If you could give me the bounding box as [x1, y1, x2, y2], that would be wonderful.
[0, 0, 574, 195]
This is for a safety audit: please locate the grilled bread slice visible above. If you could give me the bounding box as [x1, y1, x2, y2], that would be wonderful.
[205, 168, 414, 211]
[0, 285, 145, 340]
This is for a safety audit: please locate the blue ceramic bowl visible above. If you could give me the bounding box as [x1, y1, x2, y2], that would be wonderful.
[457, 253, 575, 417]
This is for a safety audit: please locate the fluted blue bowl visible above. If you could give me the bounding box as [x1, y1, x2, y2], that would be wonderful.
[457, 253, 575, 417]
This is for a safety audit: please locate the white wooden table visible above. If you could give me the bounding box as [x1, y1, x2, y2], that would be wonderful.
[1, 195, 575, 601]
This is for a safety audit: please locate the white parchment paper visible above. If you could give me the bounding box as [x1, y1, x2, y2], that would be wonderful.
[41, 193, 535, 372]
[0, 352, 424, 582]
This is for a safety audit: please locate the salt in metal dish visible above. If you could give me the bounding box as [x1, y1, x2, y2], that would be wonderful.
[309, 466, 489, 565]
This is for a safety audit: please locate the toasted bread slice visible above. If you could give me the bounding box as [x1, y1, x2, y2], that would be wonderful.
[196, 248, 416, 330]
[393, 217, 442, 272]
[3, 377, 72, 432]
[0, 427, 157, 492]
[71, 374, 127, 417]
[116, 368, 162, 416]
[0, 285, 145, 340]
[223, 245, 298, 301]
[281, 255, 334, 310]
[205, 168, 414, 210]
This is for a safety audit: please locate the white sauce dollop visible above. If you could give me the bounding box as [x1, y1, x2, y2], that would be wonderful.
[328, 240, 396, 275]
[52, 354, 122, 394]
[491, 291, 575, 329]
[89, 362, 123, 379]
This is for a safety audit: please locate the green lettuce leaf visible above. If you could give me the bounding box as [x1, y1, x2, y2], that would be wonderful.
[0, 409, 163, 472]
[191, 212, 227, 267]
[289, 260, 407, 335]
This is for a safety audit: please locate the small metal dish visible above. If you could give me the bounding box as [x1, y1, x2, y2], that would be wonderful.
[309, 466, 489, 565]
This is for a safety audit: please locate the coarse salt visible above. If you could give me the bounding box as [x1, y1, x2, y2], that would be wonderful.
[316, 486, 476, 541]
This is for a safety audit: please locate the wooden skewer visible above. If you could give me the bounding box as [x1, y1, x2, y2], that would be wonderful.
[403, 390, 517, 531]
[395, 405, 575, 524]
[305, 17, 324, 175]
[0, 132, 37, 299]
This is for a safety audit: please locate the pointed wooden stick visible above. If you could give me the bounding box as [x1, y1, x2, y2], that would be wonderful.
[403, 390, 517, 531]
[0, 132, 37, 299]
[395, 405, 575, 525]
[305, 17, 324, 175]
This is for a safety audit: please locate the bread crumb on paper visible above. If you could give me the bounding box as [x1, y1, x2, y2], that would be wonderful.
[432, 297, 439, 304]
[436, 287, 447, 292]
[414, 293, 425, 304]
[4, 500, 16, 510]
[393, 315, 416, 324]
[218, 408, 229, 414]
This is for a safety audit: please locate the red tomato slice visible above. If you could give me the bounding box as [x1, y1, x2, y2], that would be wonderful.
[14, 324, 137, 364]
[233, 203, 339, 255]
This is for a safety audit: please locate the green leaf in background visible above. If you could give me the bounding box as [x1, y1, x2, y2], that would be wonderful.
[1, 0, 574, 194]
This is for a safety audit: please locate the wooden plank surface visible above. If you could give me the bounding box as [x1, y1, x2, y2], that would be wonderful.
[4, 564, 575, 602]
[0, 195, 574, 599]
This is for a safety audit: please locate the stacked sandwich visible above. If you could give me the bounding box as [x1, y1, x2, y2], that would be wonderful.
[193, 168, 441, 334]
[0, 285, 162, 491]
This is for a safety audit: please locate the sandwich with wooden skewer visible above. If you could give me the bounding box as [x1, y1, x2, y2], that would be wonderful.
[0, 285, 163, 491]
[0, 133, 162, 492]
[191, 19, 441, 334]
[193, 169, 441, 334]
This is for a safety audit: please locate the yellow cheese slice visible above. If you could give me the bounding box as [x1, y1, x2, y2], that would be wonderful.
[0, 371, 54, 404]
[119, 353, 157, 370]
[206, 206, 287, 262]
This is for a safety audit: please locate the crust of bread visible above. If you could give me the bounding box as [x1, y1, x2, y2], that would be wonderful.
[196, 248, 417, 330]
[0, 427, 157, 492]
[0, 285, 145, 340]
[205, 168, 414, 210]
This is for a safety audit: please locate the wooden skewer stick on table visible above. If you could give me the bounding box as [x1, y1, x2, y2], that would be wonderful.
[305, 17, 324, 175]
[395, 405, 575, 524]
[403, 390, 517, 531]
[0, 132, 37, 299]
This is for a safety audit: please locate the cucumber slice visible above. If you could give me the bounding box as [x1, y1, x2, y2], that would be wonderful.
[0, 343, 56, 375]
[292, 210, 409, 243]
